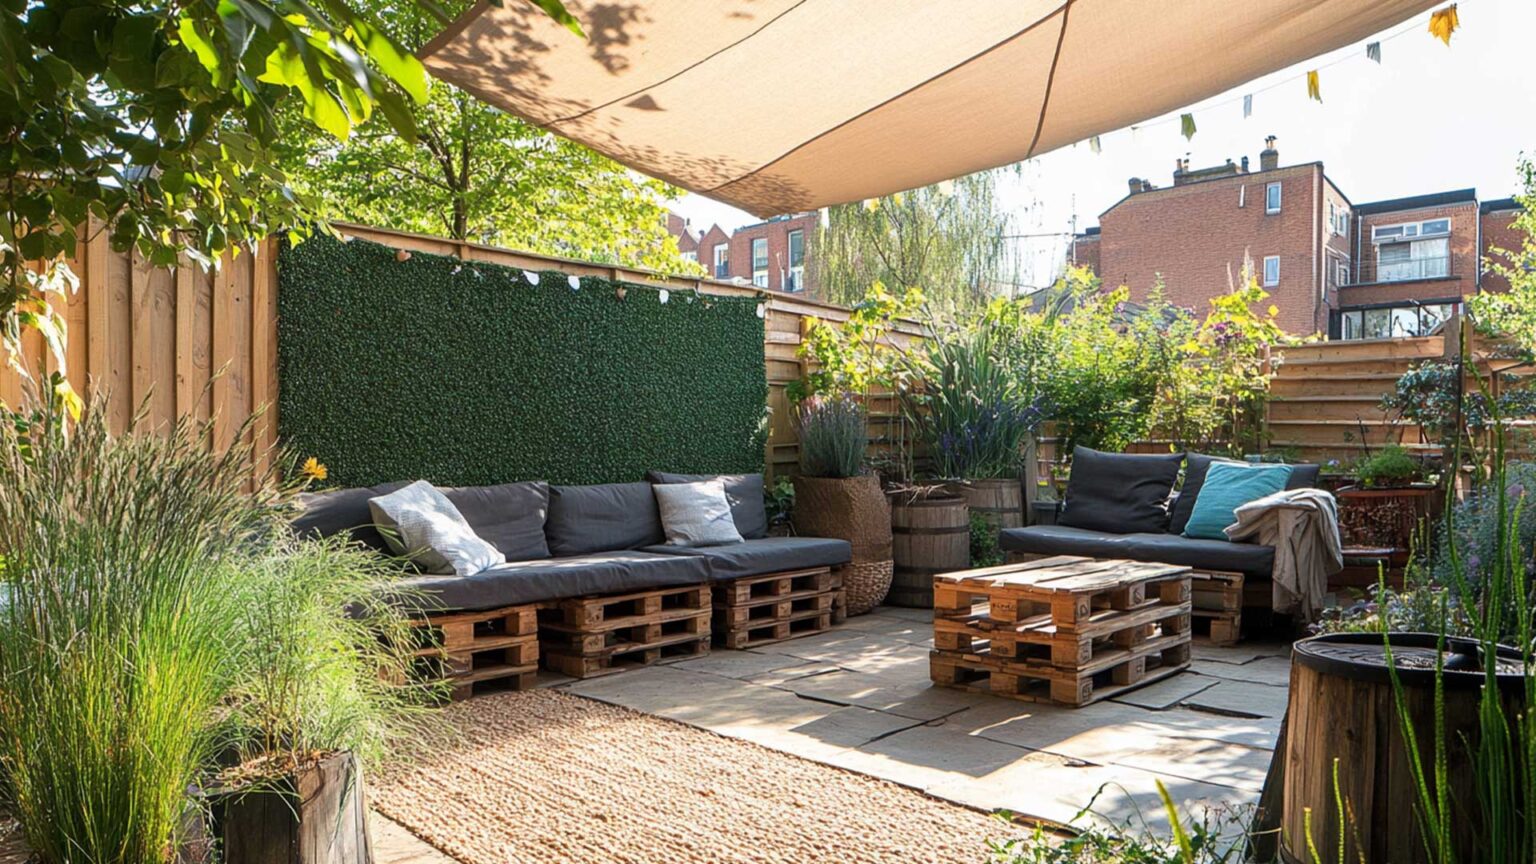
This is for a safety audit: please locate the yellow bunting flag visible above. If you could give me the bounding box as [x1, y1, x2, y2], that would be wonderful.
[1429, 4, 1459, 45]
[1089, 135, 1101, 154]
[1180, 113, 1196, 141]
[1306, 70, 1321, 102]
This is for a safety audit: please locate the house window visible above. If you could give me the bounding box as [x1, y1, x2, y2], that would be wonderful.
[1263, 255, 1280, 287]
[785, 230, 805, 292]
[681, 250, 697, 263]
[1266, 182, 1282, 214]
[1336, 260, 1350, 287]
[713, 245, 729, 279]
[1376, 237, 1449, 282]
[1339, 303, 1456, 340]
[751, 238, 769, 288]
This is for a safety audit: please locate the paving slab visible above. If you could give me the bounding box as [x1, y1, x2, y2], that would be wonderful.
[772, 669, 981, 721]
[1110, 673, 1220, 710]
[370, 812, 455, 864]
[749, 629, 880, 660]
[1190, 640, 1292, 665]
[669, 649, 809, 680]
[1190, 656, 1293, 687]
[741, 660, 841, 686]
[1183, 679, 1291, 720]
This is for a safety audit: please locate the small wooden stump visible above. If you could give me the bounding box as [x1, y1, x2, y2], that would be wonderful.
[410, 604, 539, 700]
[930, 555, 1192, 707]
[1189, 569, 1244, 646]
[712, 567, 841, 649]
[539, 584, 711, 678]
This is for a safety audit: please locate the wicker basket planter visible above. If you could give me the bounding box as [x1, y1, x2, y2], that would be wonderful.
[792, 474, 893, 615]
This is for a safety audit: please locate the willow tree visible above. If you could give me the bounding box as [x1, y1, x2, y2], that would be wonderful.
[814, 170, 1019, 310]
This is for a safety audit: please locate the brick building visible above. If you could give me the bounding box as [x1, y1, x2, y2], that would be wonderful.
[666, 212, 819, 297]
[1073, 137, 1526, 338]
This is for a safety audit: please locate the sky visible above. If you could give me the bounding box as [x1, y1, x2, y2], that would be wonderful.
[668, 0, 1536, 291]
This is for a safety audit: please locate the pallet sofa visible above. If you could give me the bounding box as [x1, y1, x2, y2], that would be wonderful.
[294, 473, 851, 696]
[999, 449, 1321, 645]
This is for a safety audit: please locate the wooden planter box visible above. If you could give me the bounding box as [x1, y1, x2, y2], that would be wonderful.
[1335, 484, 1439, 553]
[205, 751, 372, 864]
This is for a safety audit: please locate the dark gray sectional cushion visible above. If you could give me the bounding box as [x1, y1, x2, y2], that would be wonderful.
[546, 482, 665, 556]
[644, 536, 851, 581]
[1058, 447, 1183, 535]
[998, 525, 1275, 579]
[443, 481, 551, 561]
[1169, 456, 1322, 536]
[647, 471, 769, 539]
[394, 550, 710, 611]
[292, 480, 409, 552]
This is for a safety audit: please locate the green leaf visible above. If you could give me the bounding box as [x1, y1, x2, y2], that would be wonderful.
[177, 16, 224, 80]
[526, 0, 585, 38]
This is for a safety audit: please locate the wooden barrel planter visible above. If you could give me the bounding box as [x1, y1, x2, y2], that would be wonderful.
[1281, 633, 1525, 864]
[946, 478, 1024, 531]
[888, 492, 969, 608]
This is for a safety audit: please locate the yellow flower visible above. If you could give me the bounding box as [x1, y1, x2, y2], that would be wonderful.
[300, 457, 328, 483]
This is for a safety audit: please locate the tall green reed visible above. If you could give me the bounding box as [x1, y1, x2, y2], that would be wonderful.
[0, 393, 289, 864]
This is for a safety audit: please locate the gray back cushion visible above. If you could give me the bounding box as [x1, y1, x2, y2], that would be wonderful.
[546, 482, 665, 557]
[292, 480, 409, 552]
[1169, 456, 1322, 536]
[443, 481, 551, 562]
[1058, 447, 1183, 535]
[647, 471, 768, 539]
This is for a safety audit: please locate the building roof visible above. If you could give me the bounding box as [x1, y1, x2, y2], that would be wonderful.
[1352, 188, 1477, 215]
[1481, 197, 1524, 214]
[1098, 161, 1323, 218]
[1078, 226, 1101, 237]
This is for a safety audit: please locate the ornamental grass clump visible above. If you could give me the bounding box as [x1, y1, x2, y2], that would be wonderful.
[0, 395, 288, 864]
[796, 392, 868, 478]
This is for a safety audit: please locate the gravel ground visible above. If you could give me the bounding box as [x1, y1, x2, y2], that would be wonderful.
[372, 689, 1030, 864]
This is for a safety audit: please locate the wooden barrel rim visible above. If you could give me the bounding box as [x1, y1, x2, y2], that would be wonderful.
[1295, 632, 1524, 691]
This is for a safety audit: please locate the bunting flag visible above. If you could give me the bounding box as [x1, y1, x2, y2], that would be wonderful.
[1366, 41, 1381, 62]
[1429, 4, 1459, 45]
[1306, 70, 1322, 102]
[1089, 135, 1101, 154]
[1242, 94, 1252, 118]
[1180, 113, 1196, 140]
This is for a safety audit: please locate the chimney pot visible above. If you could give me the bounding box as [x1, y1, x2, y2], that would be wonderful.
[1241, 155, 1250, 172]
[1129, 177, 1142, 195]
[1259, 135, 1279, 171]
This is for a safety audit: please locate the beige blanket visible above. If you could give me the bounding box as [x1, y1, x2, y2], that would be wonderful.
[1225, 488, 1343, 621]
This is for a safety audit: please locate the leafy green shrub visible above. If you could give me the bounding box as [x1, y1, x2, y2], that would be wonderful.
[0, 395, 290, 864]
[796, 393, 868, 478]
[986, 783, 1252, 863]
[1353, 444, 1424, 488]
[969, 512, 1004, 568]
[278, 234, 768, 487]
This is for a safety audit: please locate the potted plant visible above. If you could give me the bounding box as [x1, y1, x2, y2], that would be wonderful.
[791, 392, 893, 615]
[1336, 444, 1437, 552]
[900, 319, 1045, 531]
[204, 508, 436, 864]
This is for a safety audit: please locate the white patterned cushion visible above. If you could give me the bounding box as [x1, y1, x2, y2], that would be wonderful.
[652, 480, 744, 548]
[368, 480, 505, 576]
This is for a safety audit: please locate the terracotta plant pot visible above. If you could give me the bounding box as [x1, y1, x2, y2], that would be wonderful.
[792, 474, 893, 615]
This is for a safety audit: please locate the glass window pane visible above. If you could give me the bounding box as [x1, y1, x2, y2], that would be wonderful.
[1390, 307, 1418, 336]
[1422, 218, 1450, 236]
[1342, 311, 1363, 340]
[1364, 308, 1391, 339]
[788, 230, 804, 267]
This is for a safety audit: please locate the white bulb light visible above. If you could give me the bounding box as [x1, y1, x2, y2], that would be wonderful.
[658, 289, 669, 304]
[523, 270, 538, 284]
[568, 275, 580, 291]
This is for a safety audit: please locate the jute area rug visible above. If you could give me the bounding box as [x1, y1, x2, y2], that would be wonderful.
[372, 689, 1027, 864]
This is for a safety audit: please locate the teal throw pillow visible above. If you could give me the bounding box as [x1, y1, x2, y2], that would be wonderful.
[1182, 462, 1293, 541]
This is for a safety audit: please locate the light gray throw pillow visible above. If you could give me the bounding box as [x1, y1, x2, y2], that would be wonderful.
[368, 480, 506, 576]
[652, 480, 744, 548]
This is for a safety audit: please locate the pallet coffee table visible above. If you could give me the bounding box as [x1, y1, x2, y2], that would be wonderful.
[930, 555, 1193, 707]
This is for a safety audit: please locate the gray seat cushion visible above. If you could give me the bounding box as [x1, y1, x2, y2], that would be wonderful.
[998, 525, 1275, 579]
[442, 481, 550, 561]
[647, 471, 769, 539]
[292, 480, 409, 552]
[395, 551, 711, 611]
[644, 536, 851, 581]
[546, 482, 665, 556]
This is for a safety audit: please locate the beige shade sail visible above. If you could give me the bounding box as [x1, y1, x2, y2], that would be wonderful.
[421, 0, 1441, 217]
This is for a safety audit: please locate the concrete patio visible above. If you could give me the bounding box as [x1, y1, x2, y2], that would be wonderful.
[376, 605, 1292, 862]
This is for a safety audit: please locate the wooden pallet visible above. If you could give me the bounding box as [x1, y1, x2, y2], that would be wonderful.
[931, 556, 1193, 707]
[929, 637, 1192, 706]
[410, 604, 540, 700]
[712, 567, 841, 649]
[1190, 569, 1243, 646]
[539, 584, 711, 678]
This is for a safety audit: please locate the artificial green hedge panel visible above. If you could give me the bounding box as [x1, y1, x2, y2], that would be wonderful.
[277, 234, 767, 487]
